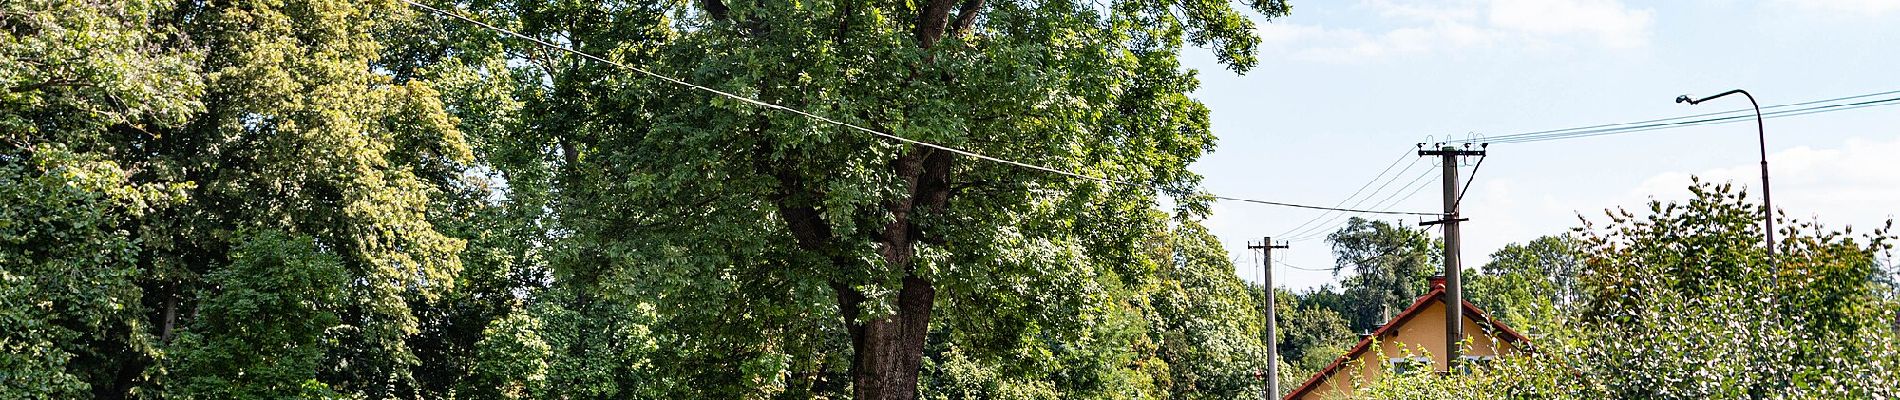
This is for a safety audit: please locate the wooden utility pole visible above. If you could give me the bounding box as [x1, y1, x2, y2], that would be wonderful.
[1419, 144, 1483, 371]
[1249, 238, 1288, 399]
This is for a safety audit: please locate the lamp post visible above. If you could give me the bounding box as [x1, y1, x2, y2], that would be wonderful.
[1677, 89, 1777, 398]
[1675, 90, 1775, 274]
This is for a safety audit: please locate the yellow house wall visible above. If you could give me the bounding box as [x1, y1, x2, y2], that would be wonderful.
[1293, 300, 1521, 400]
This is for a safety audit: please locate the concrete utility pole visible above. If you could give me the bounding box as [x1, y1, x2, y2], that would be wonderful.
[1419, 144, 1483, 371]
[1249, 238, 1288, 400]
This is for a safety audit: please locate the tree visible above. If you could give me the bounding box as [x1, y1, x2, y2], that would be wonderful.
[395, 0, 1292, 398]
[1325, 217, 1441, 331]
[4, 0, 475, 396]
[0, 145, 186, 397]
[1274, 299, 1354, 382]
[1351, 178, 1900, 399]
[8, 0, 1317, 397]
[1139, 221, 1272, 398]
[1465, 234, 1583, 331]
[1572, 179, 1900, 399]
[164, 231, 348, 399]
[4, 0, 198, 395]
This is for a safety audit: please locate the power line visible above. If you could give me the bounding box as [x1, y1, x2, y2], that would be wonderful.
[1285, 169, 1434, 242]
[1277, 260, 1337, 272]
[1276, 157, 1433, 237]
[1478, 92, 1900, 144]
[1213, 195, 1440, 216]
[1272, 149, 1424, 235]
[1285, 167, 1437, 241]
[1481, 89, 1900, 142]
[1478, 90, 1887, 142]
[1500, 97, 1900, 143]
[404, 0, 1440, 217]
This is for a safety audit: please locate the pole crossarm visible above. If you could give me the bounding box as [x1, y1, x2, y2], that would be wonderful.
[1417, 149, 1487, 157]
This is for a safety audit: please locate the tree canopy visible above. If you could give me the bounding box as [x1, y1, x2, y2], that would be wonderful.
[4, 0, 1294, 398]
[9, 1, 1900, 399]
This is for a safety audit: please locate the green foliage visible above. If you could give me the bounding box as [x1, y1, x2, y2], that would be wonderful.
[386, 0, 1293, 398]
[1326, 217, 1441, 331]
[164, 230, 348, 399]
[1350, 350, 1591, 399]
[1348, 179, 1900, 399]
[1571, 178, 1899, 399]
[466, 310, 553, 399]
[6, 0, 476, 396]
[1273, 296, 1353, 383]
[0, 145, 185, 397]
[1, 0, 202, 139]
[1134, 221, 1271, 399]
[1465, 234, 1583, 332]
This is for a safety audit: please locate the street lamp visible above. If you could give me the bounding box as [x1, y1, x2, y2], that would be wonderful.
[1675, 90, 1775, 272]
[1678, 89, 1778, 397]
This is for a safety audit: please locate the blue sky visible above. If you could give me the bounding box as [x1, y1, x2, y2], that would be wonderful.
[1180, 0, 1900, 291]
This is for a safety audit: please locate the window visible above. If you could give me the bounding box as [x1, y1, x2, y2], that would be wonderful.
[1387, 356, 1432, 375]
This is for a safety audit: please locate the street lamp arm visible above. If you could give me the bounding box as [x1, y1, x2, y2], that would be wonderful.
[1674, 88, 1773, 269]
[1677, 89, 1753, 105]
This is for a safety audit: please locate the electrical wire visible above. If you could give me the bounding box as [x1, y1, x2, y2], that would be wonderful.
[404, 0, 1441, 217]
[1213, 195, 1439, 216]
[1275, 158, 1432, 237]
[1478, 89, 1900, 143]
[1478, 93, 1900, 144]
[1274, 149, 1429, 236]
[1278, 260, 1338, 272]
[1497, 97, 1900, 144]
[1284, 171, 1434, 242]
[1284, 167, 1437, 241]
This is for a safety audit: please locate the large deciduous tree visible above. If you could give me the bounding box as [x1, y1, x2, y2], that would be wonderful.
[5, 0, 473, 396]
[1325, 217, 1440, 331]
[8, 0, 1303, 397]
[1465, 234, 1583, 331]
[398, 0, 1290, 398]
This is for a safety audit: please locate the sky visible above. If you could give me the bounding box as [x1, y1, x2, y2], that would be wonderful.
[1179, 0, 1900, 291]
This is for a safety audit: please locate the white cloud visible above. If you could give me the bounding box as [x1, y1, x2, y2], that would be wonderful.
[1777, 0, 1900, 16]
[1488, 0, 1654, 48]
[1620, 136, 1900, 230]
[1256, 0, 1654, 62]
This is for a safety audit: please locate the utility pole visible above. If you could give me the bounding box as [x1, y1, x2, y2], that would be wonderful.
[1419, 144, 1483, 371]
[1249, 238, 1288, 400]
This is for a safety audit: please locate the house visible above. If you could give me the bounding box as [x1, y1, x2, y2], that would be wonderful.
[1283, 276, 1534, 400]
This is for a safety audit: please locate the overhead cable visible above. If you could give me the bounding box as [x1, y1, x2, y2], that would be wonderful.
[1285, 167, 1437, 241]
[1278, 260, 1337, 272]
[1273, 149, 1430, 236]
[1478, 92, 1900, 144]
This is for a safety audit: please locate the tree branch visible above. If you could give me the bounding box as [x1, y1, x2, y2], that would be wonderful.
[949, 0, 983, 36]
[914, 0, 960, 48]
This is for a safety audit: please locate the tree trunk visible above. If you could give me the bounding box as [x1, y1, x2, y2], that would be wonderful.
[842, 276, 935, 399]
[769, 2, 975, 397]
[776, 147, 951, 400]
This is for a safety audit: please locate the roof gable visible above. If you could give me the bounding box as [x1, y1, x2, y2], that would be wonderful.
[1282, 285, 1533, 400]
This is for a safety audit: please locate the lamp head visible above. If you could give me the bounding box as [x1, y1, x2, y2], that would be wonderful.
[1676, 94, 1694, 104]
